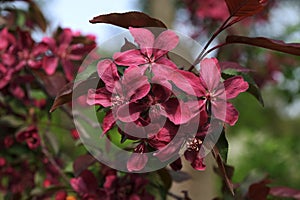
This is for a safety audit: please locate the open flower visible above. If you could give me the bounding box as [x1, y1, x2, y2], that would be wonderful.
[87, 59, 150, 134]
[41, 28, 96, 81]
[113, 27, 179, 73]
[199, 58, 249, 125]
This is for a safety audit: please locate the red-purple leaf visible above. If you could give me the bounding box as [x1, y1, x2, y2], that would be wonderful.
[247, 178, 271, 200]
[225, 0, 268, 17]
[226, 35, 300, 56]
[28, 1, 48, 32]
[50, 75, 99, 112]
[120, 38, 137, 52]
[219, 61, 251, 73]
[73, 154, 96, 177]
[89, 11, 167, 29]
[269, 187, 300, 199]
[33, 70, 67, 97]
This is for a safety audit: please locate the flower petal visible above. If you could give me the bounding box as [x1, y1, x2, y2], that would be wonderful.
[42, 56, 58, 75]
[162, 99, 199, 125]
[113, 49, 146, 66]
[153, 30, 179, 59]
[199, 58, 221, 92]
[61, 59, 76, 81]
[129, 27, 154, 58]
[184, 150, 206, 171]
[155, 56, 178, 69]
[102, 111, 115, 134]
[225, 102, 239, 126]
[116, 102, 144, 123]
[97, 59, 119, 93]
[121, 66, 150, 101]
[86, 88, 112, 107]
[224, 76, 249, 99]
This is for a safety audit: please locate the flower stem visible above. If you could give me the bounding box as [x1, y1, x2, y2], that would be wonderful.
[188, 16, 233, 71]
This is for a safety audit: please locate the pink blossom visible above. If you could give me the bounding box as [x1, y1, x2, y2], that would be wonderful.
[41, 28, 96, 81]
[87, 59, 150, 134]
[114, 27, 179, 75]
[199, 58, 249, 125]
[15, 125, 40, 149]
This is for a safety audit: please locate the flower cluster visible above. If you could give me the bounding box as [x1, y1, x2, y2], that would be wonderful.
[86, 27, 249, 172]
[70, 167, 154, 200]
[0, 25, 96, 199]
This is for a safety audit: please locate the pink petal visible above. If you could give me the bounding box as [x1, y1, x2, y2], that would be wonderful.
[211, 99, 227, 123]
[116, 102, 144, 123]
[154, 137, 184, 162]
[153, 30, 179, 59]
[151, 63, 176, 90]
[97, 59, 120, 93]
[62, 59, 76, 81]
[43, 56, 58, 75]
[41, 37, 56, 50]
[121, 66, 150, 101]
[86, 88, 112, 107]
[225, 102, 239, 126]
[59, 28, 73, 45]
[129, 27, 154, 58]
[102, 111, 116, 134]
[162, 99, 199, 125]
[173, 69, 206, 97]
[224, 76, 249, 99]
[127, 153, 148, 172]
[199, 58, 221, 92]
[155, 57, 178, 69]
[113, 49, 146, 66]
[103, 174, 117, 189]
[184, 150, 206, 171]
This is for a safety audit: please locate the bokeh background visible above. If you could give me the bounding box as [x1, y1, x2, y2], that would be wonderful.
[2, 0, 300, 199]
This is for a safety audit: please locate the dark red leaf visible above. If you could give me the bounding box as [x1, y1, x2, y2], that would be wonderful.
[226, 35, 300, 56]
[28, 1, 47, 32]
[219, 61, 251, 73]
[247, 178, 271, 200]
[120, 38, 137, 52]
[225, 0, 268, 17]
[73, 154, 96, 177]
[212, 146, 234, 195]
[270, 187, 300, 199]
[50, 75, 99, 112]
[89, 11, 167, 29]
[33, 70, 66, 97]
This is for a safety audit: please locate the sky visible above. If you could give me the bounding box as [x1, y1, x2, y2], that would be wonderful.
[44, 0, 141, 43]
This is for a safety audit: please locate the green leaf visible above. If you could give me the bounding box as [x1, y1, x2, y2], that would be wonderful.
[242, 73, 264, 106]
[157, 168, 172, 190]
[216, 128, 229, 163]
